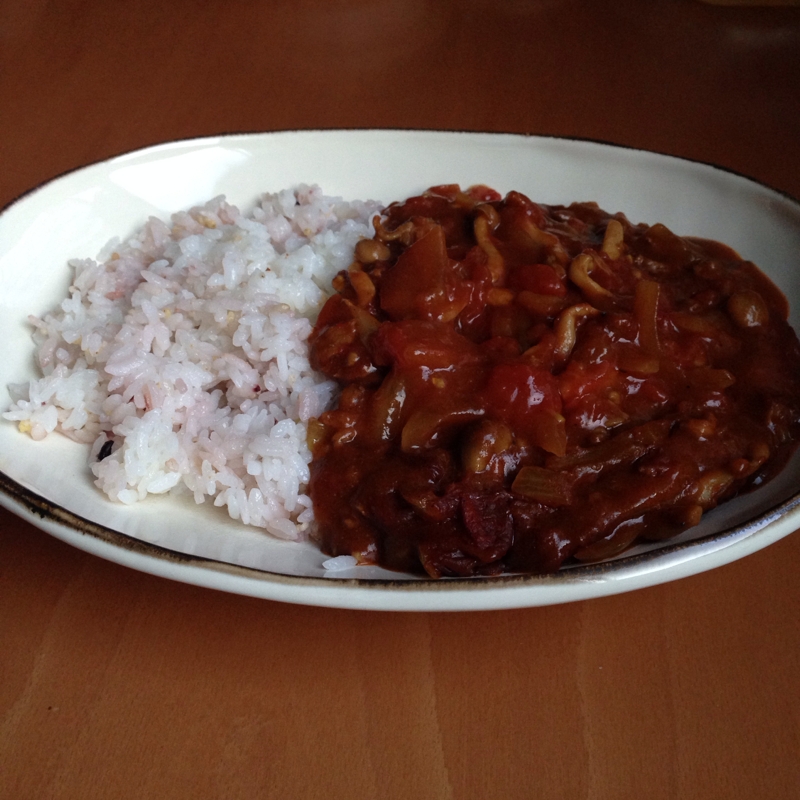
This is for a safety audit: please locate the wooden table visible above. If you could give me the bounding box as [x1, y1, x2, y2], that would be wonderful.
[2, 1, 799, 797]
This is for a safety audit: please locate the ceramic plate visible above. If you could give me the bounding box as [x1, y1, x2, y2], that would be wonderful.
[2, 130, 800, 611]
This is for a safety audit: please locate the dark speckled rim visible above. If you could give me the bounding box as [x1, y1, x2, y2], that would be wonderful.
[3, 447, 800, 598]
[2, 129, 800, 609]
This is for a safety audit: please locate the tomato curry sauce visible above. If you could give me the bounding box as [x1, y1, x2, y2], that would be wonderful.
[307, 185, 800, 577]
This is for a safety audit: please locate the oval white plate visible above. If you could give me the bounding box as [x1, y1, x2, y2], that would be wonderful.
[2, 130, 800, 611]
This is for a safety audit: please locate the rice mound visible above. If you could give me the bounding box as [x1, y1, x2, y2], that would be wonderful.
[4, 185, 382, 541]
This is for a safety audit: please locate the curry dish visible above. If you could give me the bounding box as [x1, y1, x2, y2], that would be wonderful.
[308, 185, 800, 577]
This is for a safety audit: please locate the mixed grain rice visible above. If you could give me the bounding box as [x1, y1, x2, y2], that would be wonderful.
[3, 186, 381, 541]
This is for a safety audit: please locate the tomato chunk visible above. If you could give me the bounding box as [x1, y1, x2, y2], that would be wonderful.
[485, 363, 562, 420]
[508, 263, 567, 296]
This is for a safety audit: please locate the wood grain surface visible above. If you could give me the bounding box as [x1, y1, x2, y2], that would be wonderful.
[2, 1, 799, 798]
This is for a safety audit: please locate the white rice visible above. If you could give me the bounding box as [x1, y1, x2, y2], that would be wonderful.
[4, 185, 382, 541]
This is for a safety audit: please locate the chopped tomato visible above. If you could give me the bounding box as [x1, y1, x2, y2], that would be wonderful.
[508, 263, 567, 296]
[485, 363, 562, 420]
[559, 359, 619, 408]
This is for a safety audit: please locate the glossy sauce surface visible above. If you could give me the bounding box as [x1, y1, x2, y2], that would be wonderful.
[308, 186, 800, 577]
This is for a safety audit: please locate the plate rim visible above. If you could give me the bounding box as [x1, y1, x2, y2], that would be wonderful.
[2, 461, 800, 611]
[4, 127, 800, 216]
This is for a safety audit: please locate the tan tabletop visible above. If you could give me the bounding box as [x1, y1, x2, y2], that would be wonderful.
[2, 1, 800, 797]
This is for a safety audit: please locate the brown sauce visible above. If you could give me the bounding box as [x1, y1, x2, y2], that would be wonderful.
[307, 185, 800, 577]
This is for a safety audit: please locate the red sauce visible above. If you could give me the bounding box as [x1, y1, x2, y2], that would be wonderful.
[308, 185, 800, 577]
